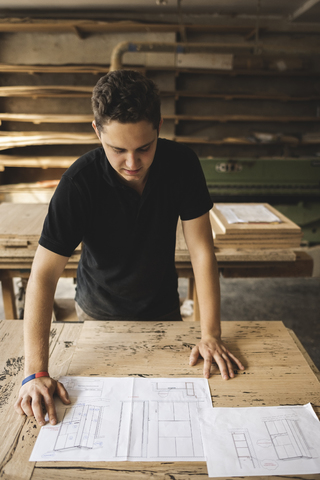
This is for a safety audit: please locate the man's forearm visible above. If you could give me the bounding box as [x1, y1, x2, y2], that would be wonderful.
[23, 273, 56, 376]
[192, 249, 221, 339]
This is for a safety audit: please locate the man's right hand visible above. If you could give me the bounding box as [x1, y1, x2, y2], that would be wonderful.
[14, 377, 71, 426]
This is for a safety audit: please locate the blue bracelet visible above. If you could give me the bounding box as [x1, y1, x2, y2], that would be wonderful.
[22, 371, 49, 386]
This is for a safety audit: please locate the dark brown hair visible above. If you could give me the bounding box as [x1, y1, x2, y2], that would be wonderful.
[91, 70, 161, 133]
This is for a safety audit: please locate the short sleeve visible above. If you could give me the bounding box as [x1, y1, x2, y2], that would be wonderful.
[177, 147, 213, 221]
[39, 175, 89, 257]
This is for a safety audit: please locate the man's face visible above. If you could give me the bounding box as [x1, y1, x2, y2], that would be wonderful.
[93, 119, 162, 194]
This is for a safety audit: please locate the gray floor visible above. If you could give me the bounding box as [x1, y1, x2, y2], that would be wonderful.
[220, 276, 320, 370]
[1, 273, 319, 370]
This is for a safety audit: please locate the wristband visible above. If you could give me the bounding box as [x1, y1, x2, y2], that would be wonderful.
[22, 371, 49, 386]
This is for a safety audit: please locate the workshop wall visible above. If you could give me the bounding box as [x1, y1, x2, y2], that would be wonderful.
[0, 20, 319, 241]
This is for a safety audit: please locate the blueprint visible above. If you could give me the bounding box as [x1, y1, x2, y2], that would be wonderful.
[199, 403, 320, 477]
[29, 376, 211, 462]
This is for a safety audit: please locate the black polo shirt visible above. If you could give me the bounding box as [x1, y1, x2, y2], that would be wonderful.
[39, 138, 213, 319]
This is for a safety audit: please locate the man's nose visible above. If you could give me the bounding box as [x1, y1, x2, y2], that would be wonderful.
[125, 152, 139, 169]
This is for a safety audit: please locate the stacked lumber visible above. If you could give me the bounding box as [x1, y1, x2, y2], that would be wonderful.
[0, 203, 81, 265]
[210, 203, 302, 249]
[0, 202, 48, 250]
[176, 216, 297, 262]
[0, 181, 58, 203]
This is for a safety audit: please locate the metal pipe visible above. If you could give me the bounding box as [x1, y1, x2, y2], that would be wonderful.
[109, 41, 253, 71]
[109, 40, 320, 71]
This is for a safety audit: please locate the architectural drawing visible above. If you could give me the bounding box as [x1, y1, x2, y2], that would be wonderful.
[59, 377, 103, 398]
[200, 403, 320, 478]
[54, 404, 103, 451]
[230, 429, 259, 469]
[152, 381, 196, 398]
[264, 417, 312, 460]
[30, 376, 212, 462]
[116, 399, 204, 459]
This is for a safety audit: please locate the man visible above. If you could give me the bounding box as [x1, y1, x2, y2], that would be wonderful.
[14, 70, 244, 426]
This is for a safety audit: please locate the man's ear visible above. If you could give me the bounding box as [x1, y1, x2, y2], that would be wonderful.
[92, 120, 101, 141]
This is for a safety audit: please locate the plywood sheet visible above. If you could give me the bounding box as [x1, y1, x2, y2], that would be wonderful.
[211, 203, 302, 234]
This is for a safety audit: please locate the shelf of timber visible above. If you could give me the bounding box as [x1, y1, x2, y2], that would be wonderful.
[1, 64, 320, 76]
[0, 133, 318, 158]
[1, 113, 319, 125]
[1, 86, 319, 103]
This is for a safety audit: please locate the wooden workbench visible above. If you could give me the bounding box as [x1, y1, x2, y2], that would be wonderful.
[0, 203, 313, 319]
[0, 320, 319, 479]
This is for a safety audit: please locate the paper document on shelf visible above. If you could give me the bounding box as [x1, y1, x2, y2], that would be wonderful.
[216, 204, 282, 224]
[199, 403, 320, 477]
[30, 376, 211, 462]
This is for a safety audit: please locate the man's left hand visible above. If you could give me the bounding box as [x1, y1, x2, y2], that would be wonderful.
[189, 337, 245, 379]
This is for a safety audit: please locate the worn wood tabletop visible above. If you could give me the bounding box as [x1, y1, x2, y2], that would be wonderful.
[0, 319, 319, 480]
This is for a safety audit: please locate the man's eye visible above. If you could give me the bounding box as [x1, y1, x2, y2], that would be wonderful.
[114, 149, 124, 154]
[139, 146, 150, 152]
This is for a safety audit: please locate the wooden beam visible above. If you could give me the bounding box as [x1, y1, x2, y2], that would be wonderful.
[0, 86, 319, 102]
[0, 86, 93, 97]
[289, 0, 320, 20]
[162, 91, 320, 101]
[0, 16, 320, 33]
[168, 114, 320, 123]
[0, 132, 99, 150]
[0, 113, 93, 123]
[0, 64, 319, 77]
[0, 20, 258, 35]
[0, 155, 77, 169]
[1, 113, 319, 124]
[0, 132, 318, 150]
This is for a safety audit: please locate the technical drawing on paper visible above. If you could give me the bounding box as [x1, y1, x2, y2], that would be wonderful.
[30, 377, 212, 462]
[230, 429, 259, 469]
[264, 417, 313, 460]
[116, 400, 204, 459]
[152, 381, 196, 398]
[54, 404, 103, 451]
[60, 377, 103, 398]
[200, 403, 320, 479]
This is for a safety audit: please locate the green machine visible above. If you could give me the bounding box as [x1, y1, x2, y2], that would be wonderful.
[200, 157, 320, 245]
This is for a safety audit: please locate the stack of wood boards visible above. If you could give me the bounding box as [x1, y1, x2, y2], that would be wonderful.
[210, 203, 302, 249]
[0, 202, 80, 266]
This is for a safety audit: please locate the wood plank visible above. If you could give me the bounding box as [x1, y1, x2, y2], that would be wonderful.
[1, 64, 320, 76]
[173, 135, 316, 145]
[1, 113, 319, 124]
[0, 64, 110, 74]
[167, 114, 320, 123]
[0, 86, 93, 97]
[66, 321, 320, 410]
[32, 466, 320, 480]
[0, 21, 269, 35]
[0, 113, 94, 124]
[0, 155, 77, 169]
[221, 251, 313, 277]
[210, 213, 302, 240]
[0, 276, 17, 319]
[0, 132, 99, 150]
[0, 203, 48, 239]
[0, 132, 318, 149]
[211, 203, 302, 234]
[176, 218, 298, 261]
[1, 87, 319, 102]
[0, 249, 80, 259]
[163, 90, 320, 101]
